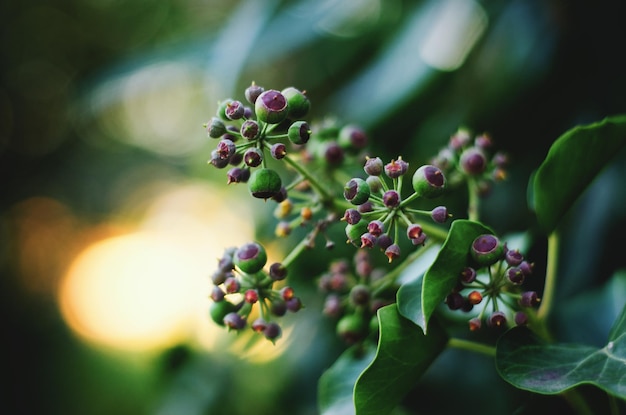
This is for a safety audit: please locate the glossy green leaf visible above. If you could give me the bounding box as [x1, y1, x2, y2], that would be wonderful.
[496, 302, 626, 398]
[399, 220, 492, 333]
[532, 114, 626, 234]
[318, 345, 377, 415]
[353, 305, 448, 415]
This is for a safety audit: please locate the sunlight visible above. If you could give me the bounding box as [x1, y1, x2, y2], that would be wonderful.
[59, 182, 256, 353]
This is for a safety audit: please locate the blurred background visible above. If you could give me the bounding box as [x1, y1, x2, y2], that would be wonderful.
[2, 0, 626, 414]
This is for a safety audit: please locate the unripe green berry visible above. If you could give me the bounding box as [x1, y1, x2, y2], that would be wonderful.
[336, 313, 368, 344]
[412, 165, 446, 198]
[248, 168, 282, 200]
[470, 234, 504, 266]
[255, 90, 289, 124]
[209, 300, 237, 326]
[344, 178, 370, 205]
[281, 87, 310, 119]
[288, 121, 311, 144]
[233, 242, 267, 274]
[345, 219, 368, 246]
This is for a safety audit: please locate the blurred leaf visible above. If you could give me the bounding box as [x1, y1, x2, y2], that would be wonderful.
[353, 305, 448, 415]
[496, 302, 626, 398]
[531, 114, 626, 234]
[399, 220, 492, 333]
[318, 345, 377, 415]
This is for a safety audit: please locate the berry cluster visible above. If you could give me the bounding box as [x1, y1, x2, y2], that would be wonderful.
[445, 234, 539, 331]
[209, 242, 303, 343]
[430, 128, 508, 197]
[318, 250, 394, 344]
[205, 83, 312, 200]
[342, 157, 451, 262]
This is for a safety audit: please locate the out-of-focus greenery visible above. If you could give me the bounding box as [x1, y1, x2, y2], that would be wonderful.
[2, 0, 626, 414]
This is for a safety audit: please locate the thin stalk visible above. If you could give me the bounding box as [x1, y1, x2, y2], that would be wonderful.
[467, 178, 480, 221]
[447, 337, 496, 357]
[281, 153, 332, 201]
[537, 232, 559, 321]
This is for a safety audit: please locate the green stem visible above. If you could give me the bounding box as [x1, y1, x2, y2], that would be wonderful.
[467, 178, 480, 221]
[537, 232, 559, 321]
[447, 337, 496, 357]
[281, 236, 311, 268]
[281, 153, 333, 202]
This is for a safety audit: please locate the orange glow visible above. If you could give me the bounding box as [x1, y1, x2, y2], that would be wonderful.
[59, 183, 256, 352]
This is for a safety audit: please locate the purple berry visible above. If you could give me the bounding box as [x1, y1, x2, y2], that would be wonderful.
[520, 291, 540, 307]
[240, 119, 260, 140]
[431, 206, 450, 223]
[244, 148, 263, 167]
[343, 209, 361, 225]
[364, 157, 383, 176]
[270, 142, 287, 159]
[263, 322, 282, 342]
[384, 158, 409, 178]
[223, 312, 246, 330]
[225, 100, 245, 120]
[460, 147, 488, 175]
[245, 82, 264, 104]
[367, 220, 384, 236]
[382, 190, 400, 207]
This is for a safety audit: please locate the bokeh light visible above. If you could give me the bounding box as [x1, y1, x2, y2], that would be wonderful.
[59, 182, 254, 352]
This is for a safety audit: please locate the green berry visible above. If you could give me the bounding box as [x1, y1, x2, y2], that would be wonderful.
[255, 90, 289, 124]
[470, 234, 504, 266]
[336, 313, 368, 343]
[412, 165, 446, 198]
[281, 87, 310, 119]
[288, 121, 311, 145]
[209, 300, 237, 326]
[248, 168, 282, 199]
[233, 242, 267, 274]
[344, 178, 371, 205]
[345, 219, 368, 246]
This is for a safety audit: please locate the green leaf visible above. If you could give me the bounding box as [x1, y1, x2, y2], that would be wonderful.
[532, 114, 626, 234]
[353, 305, 448, 415]
[496, 302, 626, 398]
[398, 219, 492, 333]
[318, 345, 377, 415]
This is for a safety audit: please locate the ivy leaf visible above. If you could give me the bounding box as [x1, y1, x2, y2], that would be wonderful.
[353, 305, 448, 415]
[398, 219, 493, 333]
[496, 302, 626, 398]
[531, 114, 626, 234]
[318, 345, 377, 415]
